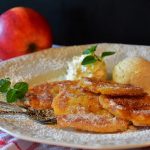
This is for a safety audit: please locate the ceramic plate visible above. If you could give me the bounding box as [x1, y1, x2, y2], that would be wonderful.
[0, 43, 150, 150]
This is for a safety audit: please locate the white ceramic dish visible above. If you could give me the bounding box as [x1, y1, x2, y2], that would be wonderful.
[0, 43, 150, 149]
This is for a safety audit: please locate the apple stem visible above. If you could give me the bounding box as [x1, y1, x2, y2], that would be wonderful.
[27, 43, 37, 53]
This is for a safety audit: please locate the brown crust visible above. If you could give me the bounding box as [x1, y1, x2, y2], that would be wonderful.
[24, 80, 78, 110]
[57, 114, 129, 133]
[52, 81, 129, 133]
[80, 77, 145, 96]
[52, 80, 107, 116]
[99, 95, 150, 126]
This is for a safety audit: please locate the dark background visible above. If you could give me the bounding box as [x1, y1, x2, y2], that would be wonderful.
[1, 0, 150, 46]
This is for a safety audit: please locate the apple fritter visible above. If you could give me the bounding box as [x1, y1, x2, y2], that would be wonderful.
[22, 80, 78, 110]
[99, 95, 150, 126]
[52, 82, 110, 116]
[57, 114, 129, 133]
[52, 84, 129, 132]
[80, 77, 145, 96]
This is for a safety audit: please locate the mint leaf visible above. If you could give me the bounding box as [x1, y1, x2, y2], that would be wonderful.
[14, 82, 28, 99]
[6, 82, 28, 103]
[6, 89, 17, 103]
[101, 51, 115, 59]
[82, 45, 97, 55]
[0, 78, 11, 92]
[81, 46, 116, 65]
[81, 55, 97, 65]
[15, 90, 25, 99]
[0, 78, 29, 103]
[14, 82, 28, 94]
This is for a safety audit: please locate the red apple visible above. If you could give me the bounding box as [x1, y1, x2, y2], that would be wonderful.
[0, 7, 53, 60]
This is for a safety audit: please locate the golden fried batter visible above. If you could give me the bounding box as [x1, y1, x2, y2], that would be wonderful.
[99, 95, 150, 126]
[23, 80, 78, 110]
[52, 84, 129, 132]
[52, 82, 109, 116]
[57, 114, 129, 133]
[80, 77, 145, 96]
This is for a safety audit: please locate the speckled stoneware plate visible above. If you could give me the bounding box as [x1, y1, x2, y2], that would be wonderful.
[0, 43, 150, 150]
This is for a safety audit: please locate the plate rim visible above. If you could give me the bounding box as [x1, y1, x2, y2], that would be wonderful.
[0, 126, 150, 150]
[1, 43, 150, 149]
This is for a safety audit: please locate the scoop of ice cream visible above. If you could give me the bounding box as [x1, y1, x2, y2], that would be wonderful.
[113, 57, 150, 95]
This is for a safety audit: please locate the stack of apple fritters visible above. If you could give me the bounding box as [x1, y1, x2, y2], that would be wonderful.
[25, 77, 150, 133]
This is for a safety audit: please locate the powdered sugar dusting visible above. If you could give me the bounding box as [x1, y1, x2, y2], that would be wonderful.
[0, 44, 150, 149]
[0, 114, 150, 149]
[110, 100, 123, 110]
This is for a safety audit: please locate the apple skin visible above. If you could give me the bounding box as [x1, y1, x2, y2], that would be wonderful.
[0, 7, 53, 60]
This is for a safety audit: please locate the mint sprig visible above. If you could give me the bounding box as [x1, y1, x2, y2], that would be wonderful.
[82, 45, 97, 55]
[0, 78, 28, 103]
[81, 55, 97, 65]
[81, 45, 115, 65]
